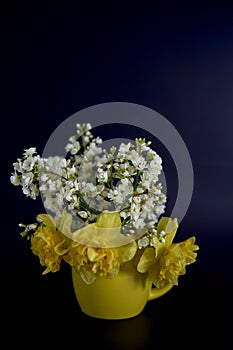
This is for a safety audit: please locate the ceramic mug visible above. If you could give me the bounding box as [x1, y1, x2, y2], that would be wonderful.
[72, 261, 173, 320]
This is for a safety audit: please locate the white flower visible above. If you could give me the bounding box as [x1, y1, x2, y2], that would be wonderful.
[138, 236, 150, 249]
[10, 122, 167, 233]
[97, 168, 109, 183]
[118, 142, 131, 155]
[23, 147, 36, 156]
[10, 174, 20, 186]
[78, 211, 88, 219]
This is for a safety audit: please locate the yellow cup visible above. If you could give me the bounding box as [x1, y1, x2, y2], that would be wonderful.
[72, 261, 173, 319]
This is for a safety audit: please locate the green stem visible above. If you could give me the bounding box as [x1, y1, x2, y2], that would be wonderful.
[133, 170, 140, 191]
[77, 191, 101, 215]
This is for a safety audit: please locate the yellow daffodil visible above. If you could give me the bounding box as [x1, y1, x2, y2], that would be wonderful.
[137, 217, 199, 288]
[31, 227, 65, 275]
[31, 211, 70, 274]
[64, 211, 137, 284]
[31, 210, 199, 288]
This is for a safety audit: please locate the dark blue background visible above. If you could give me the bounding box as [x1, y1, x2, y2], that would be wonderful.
[1, 1, 232, 348]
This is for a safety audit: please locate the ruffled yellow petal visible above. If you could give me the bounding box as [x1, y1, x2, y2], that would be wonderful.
[36, 213, 56, 231]
[162, 244, 184, 266]
[116, 241, 137, 264]
[58, 209, 73, 238]
[157, 216, 179, 248]
[72, 210, 134, 248]
[54, 239, 69, 256]
[87, 247, 104, 261]
[95, 210, 122, 228]
[137, 247, 156, 273]
[179, 236, 199, 264]
[79, 266, 96, 285]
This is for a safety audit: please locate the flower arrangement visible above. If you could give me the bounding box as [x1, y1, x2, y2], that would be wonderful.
[10, 122, 199, 287]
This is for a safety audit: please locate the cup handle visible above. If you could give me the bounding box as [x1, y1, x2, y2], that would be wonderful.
[148, 283, 173, 300]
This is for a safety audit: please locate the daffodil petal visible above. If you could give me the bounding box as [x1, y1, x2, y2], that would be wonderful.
[116, 241, 137, 263]
[59, 209, 73, 238]
[54, 239, 69, 256]
[36, 214, 56, 231]
[72, 211, 135, 248]
[106, 265, 120, 279]
[80, 267, 96, 285]
[137, 247, 156, 273]
[157, 217, 171, 232]
[179, 236, 199, 264]
[157, 216, 178, 247]
[148, 262, 160, 285]
[87, 247, 103, 261]
[163, 244, 184, 266]
[96, 210, 122, 228]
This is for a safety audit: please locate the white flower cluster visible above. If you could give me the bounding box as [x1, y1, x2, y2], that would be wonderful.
[10, 147, 44, 200]
[10, 123, 167, 236]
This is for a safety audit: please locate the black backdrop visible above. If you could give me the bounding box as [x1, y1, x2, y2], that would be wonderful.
[1, 1, 233, 348]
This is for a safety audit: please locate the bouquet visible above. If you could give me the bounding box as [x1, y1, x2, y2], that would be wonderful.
[10, 122, 199, 286]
